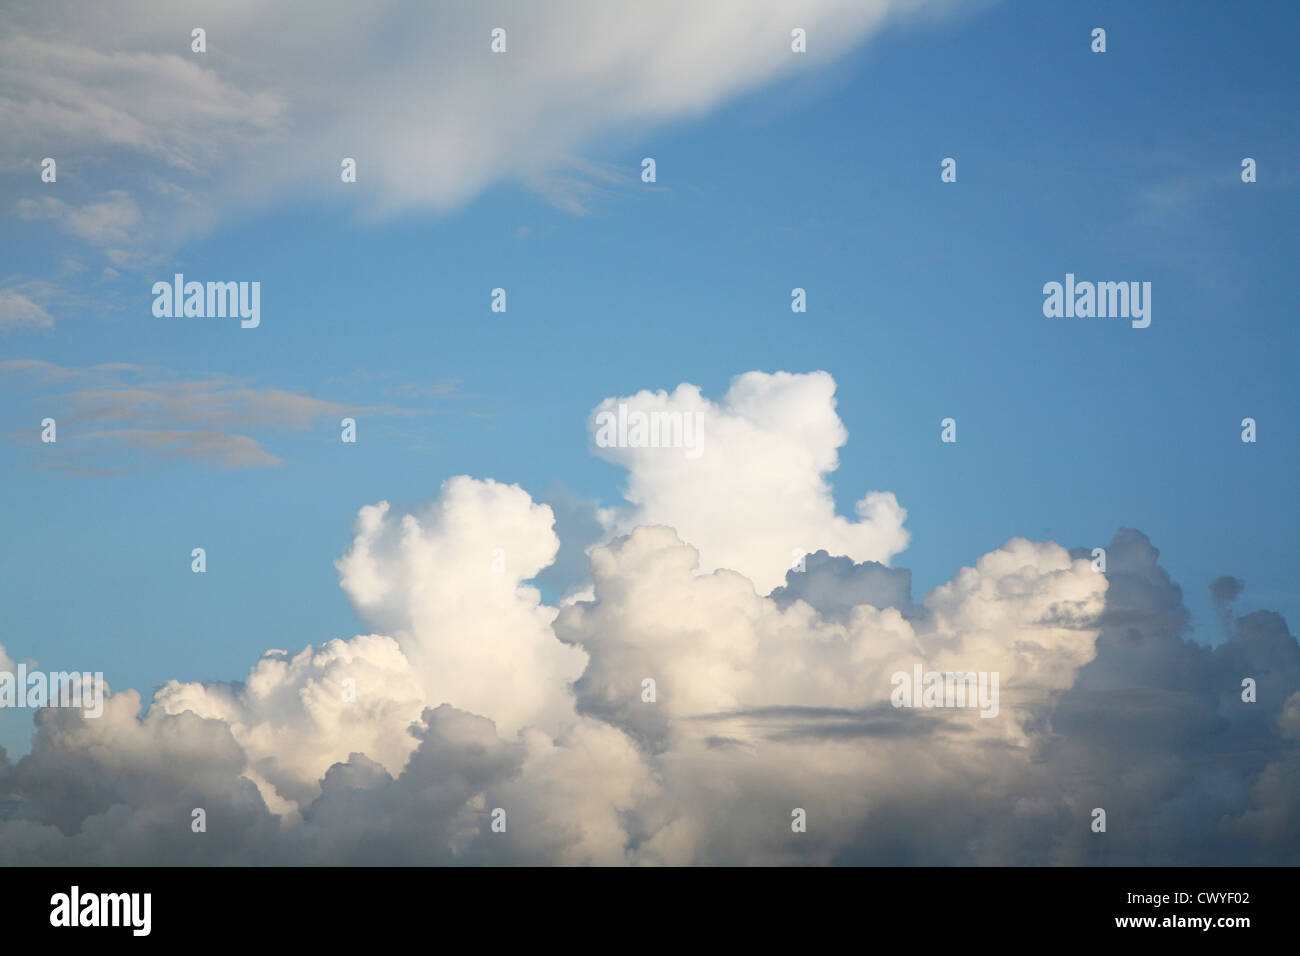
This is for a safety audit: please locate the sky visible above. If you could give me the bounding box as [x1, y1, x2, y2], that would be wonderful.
[0, 0, 1297, 865]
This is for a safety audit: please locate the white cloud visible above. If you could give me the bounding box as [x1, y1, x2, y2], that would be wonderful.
[556, 525, 1106, 752]
[336, 476, 588, 737]
[590, 371, 910, 593]
[0, 32, 284, 170]
[0, 0, 965, 251]
[153, 634, 427, 813]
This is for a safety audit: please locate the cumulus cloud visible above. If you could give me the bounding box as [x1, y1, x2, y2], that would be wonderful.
[557, 525, 1106, 758]
[772, 549, 921, 620]
[152, 635, 427, 815]
[591, 371, 910, 593]
[0, 371, 1296, 865]
[335, 476, 589, 737]
[0, 686, 283, 865]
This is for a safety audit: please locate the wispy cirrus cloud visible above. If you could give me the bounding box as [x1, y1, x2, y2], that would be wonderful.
[0, 277, 121, 333]
[0, 289, 54, 331]
[1, 360, 427, 472]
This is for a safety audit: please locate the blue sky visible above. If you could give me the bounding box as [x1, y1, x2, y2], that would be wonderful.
[2, 0, 1297, 766]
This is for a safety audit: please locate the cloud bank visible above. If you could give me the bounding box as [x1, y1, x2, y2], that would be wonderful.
[1, 370, 1296, 865]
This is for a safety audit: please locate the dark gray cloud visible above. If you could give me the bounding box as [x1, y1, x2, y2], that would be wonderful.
[1211, 575, 1246, 607]
[770, 550, 920, 620]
